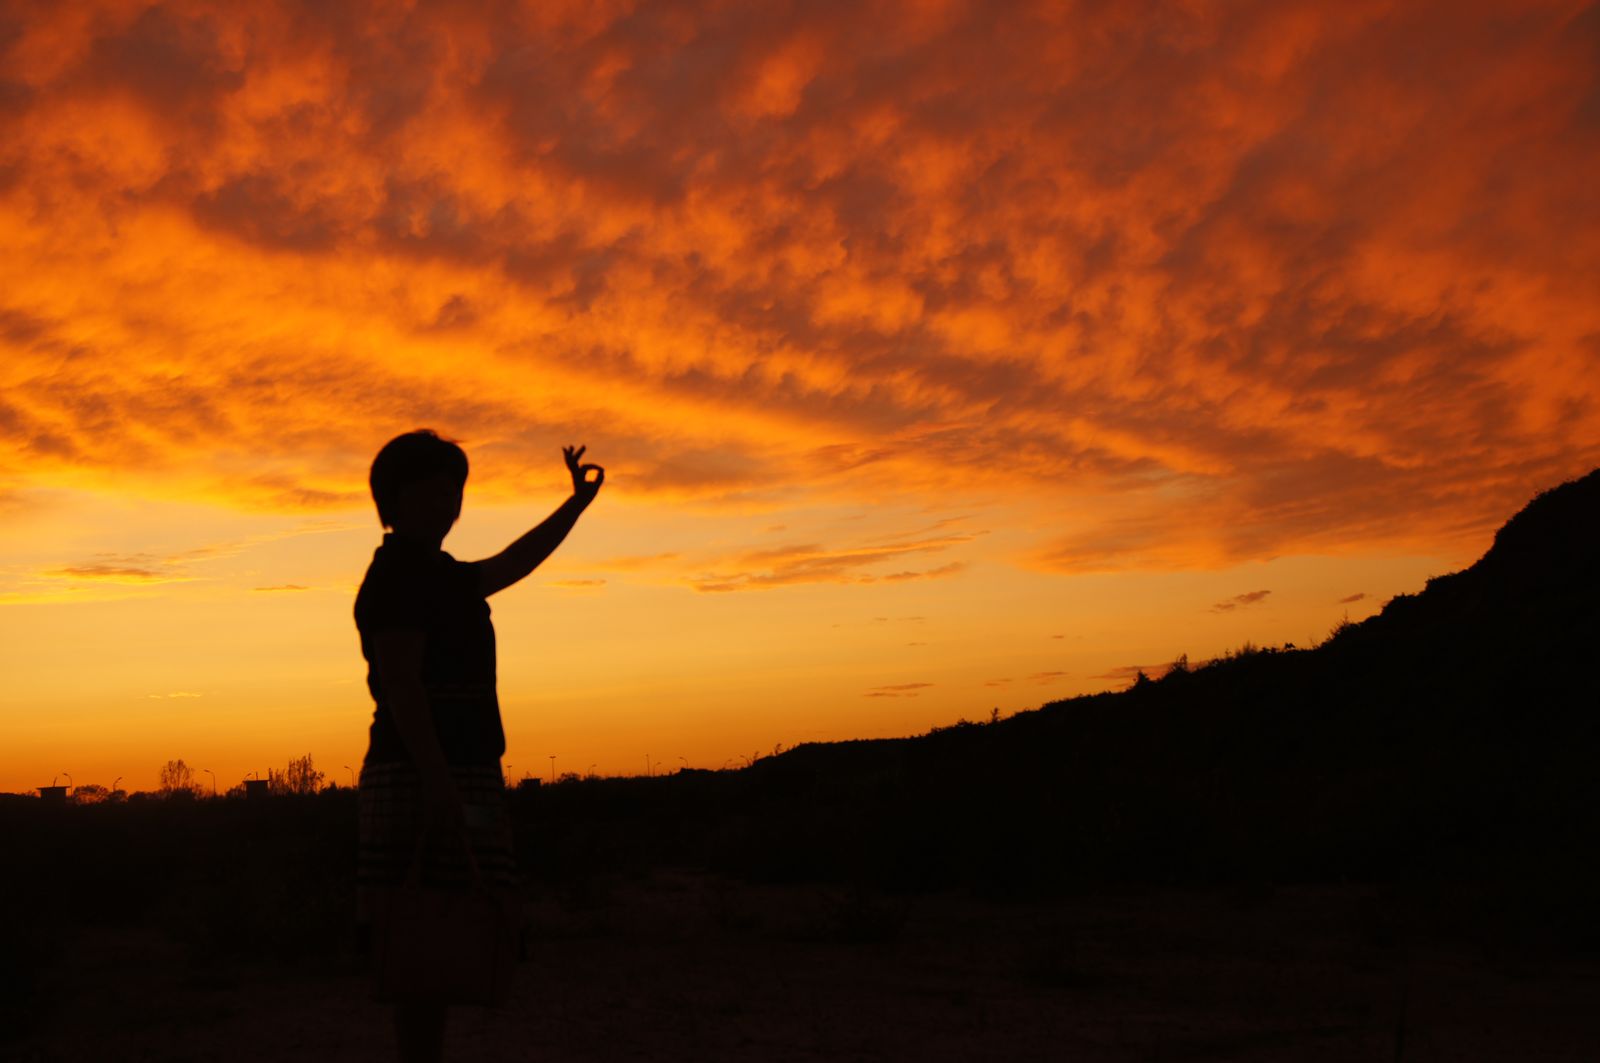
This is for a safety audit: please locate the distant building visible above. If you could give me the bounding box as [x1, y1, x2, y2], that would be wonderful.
[243, 779, 271, 800]
[38, 786, 68, 805]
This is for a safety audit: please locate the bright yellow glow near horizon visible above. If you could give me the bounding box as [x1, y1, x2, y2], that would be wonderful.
[0, 483, 1486, 793]
[3, 1, 1598, 793]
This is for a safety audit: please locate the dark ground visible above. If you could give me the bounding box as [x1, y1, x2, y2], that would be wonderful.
[8, 865, 1600, 1062]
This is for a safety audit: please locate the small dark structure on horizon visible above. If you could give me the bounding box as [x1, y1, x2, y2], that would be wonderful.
[243, 779, 270, 801]
[38, 786, 68, 805]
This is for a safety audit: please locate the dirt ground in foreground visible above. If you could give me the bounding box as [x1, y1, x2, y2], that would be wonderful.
[11, 874, 1600, 1062]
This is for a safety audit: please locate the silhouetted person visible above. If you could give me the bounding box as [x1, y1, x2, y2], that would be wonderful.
[354, 430, 603, 1063]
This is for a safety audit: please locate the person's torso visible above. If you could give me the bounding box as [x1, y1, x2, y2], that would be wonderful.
[354, 536, 504, 766]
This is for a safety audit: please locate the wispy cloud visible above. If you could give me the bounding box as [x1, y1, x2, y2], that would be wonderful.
[550, 578, 607, 588]
[1211, 590, 1272, 613]
[31, 521, 356, 593]
[690, 532, 977, 592]
[865, 682, 933, 698]
[594, 553, 682, 571]
[47, 557, 195, 585]
[1338, 592, 1367, 604]
[881, 561, 967, 582]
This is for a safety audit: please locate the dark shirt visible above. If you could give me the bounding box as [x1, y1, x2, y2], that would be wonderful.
[355, 533, 505, 768]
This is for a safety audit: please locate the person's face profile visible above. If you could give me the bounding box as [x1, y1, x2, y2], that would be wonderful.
[391, 472, 463, 541]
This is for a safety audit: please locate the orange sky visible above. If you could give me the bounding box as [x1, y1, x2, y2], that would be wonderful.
[2, 0, 1597, 793]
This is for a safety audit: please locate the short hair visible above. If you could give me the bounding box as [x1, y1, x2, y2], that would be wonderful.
[369, 430, 468, 528]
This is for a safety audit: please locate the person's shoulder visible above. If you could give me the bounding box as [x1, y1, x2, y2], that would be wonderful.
[356, 540, 429, 602]
[438, 549, 475, 575]
[355, 543, 433, 631]
[366, 541, 412, 573]
[358, 545, 410, 594]
[440, 551, 488, 599]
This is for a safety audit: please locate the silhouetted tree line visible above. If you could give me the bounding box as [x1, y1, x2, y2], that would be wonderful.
[50, 754, 334, 804]
[159, 758, 200, 797]
[268, 754, 325, 796]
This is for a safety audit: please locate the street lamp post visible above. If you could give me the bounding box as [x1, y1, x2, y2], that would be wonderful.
[203, 768, 216, 796]
[344, 765, 355, 787]
[549, 755, 556, 784]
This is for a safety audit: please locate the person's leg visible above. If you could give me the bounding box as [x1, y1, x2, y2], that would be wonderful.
[394, 1001, 448, 1063]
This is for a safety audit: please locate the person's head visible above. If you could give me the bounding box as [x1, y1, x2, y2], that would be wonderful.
[369, 429, 468, 540]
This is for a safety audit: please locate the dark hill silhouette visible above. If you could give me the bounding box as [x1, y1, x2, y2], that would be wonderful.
[655, 466, 1600, 901]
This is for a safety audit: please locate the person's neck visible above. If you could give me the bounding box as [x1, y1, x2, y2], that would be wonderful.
[388, 527, 445, 550]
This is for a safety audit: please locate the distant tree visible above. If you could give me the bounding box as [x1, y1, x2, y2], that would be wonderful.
[158, 759, 201, 798]
[71, 783, 111, 805]
[268, 753, 324, 795]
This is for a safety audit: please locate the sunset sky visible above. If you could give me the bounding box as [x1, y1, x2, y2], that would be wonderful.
[3, 0, 1597, 794]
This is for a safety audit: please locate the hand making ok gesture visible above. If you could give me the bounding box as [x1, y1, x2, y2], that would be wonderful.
[564, 444, 605, 504]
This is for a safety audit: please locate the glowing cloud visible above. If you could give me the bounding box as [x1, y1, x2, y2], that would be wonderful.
[0, 0, 1593, 572]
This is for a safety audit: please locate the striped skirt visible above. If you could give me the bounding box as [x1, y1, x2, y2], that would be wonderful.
[356, 760, 519, 924]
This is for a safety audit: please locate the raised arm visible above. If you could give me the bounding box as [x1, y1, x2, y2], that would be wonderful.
[475, 445, 604, 598]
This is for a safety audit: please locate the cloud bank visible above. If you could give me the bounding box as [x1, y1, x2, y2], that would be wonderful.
[3, 0, 1596, 569]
